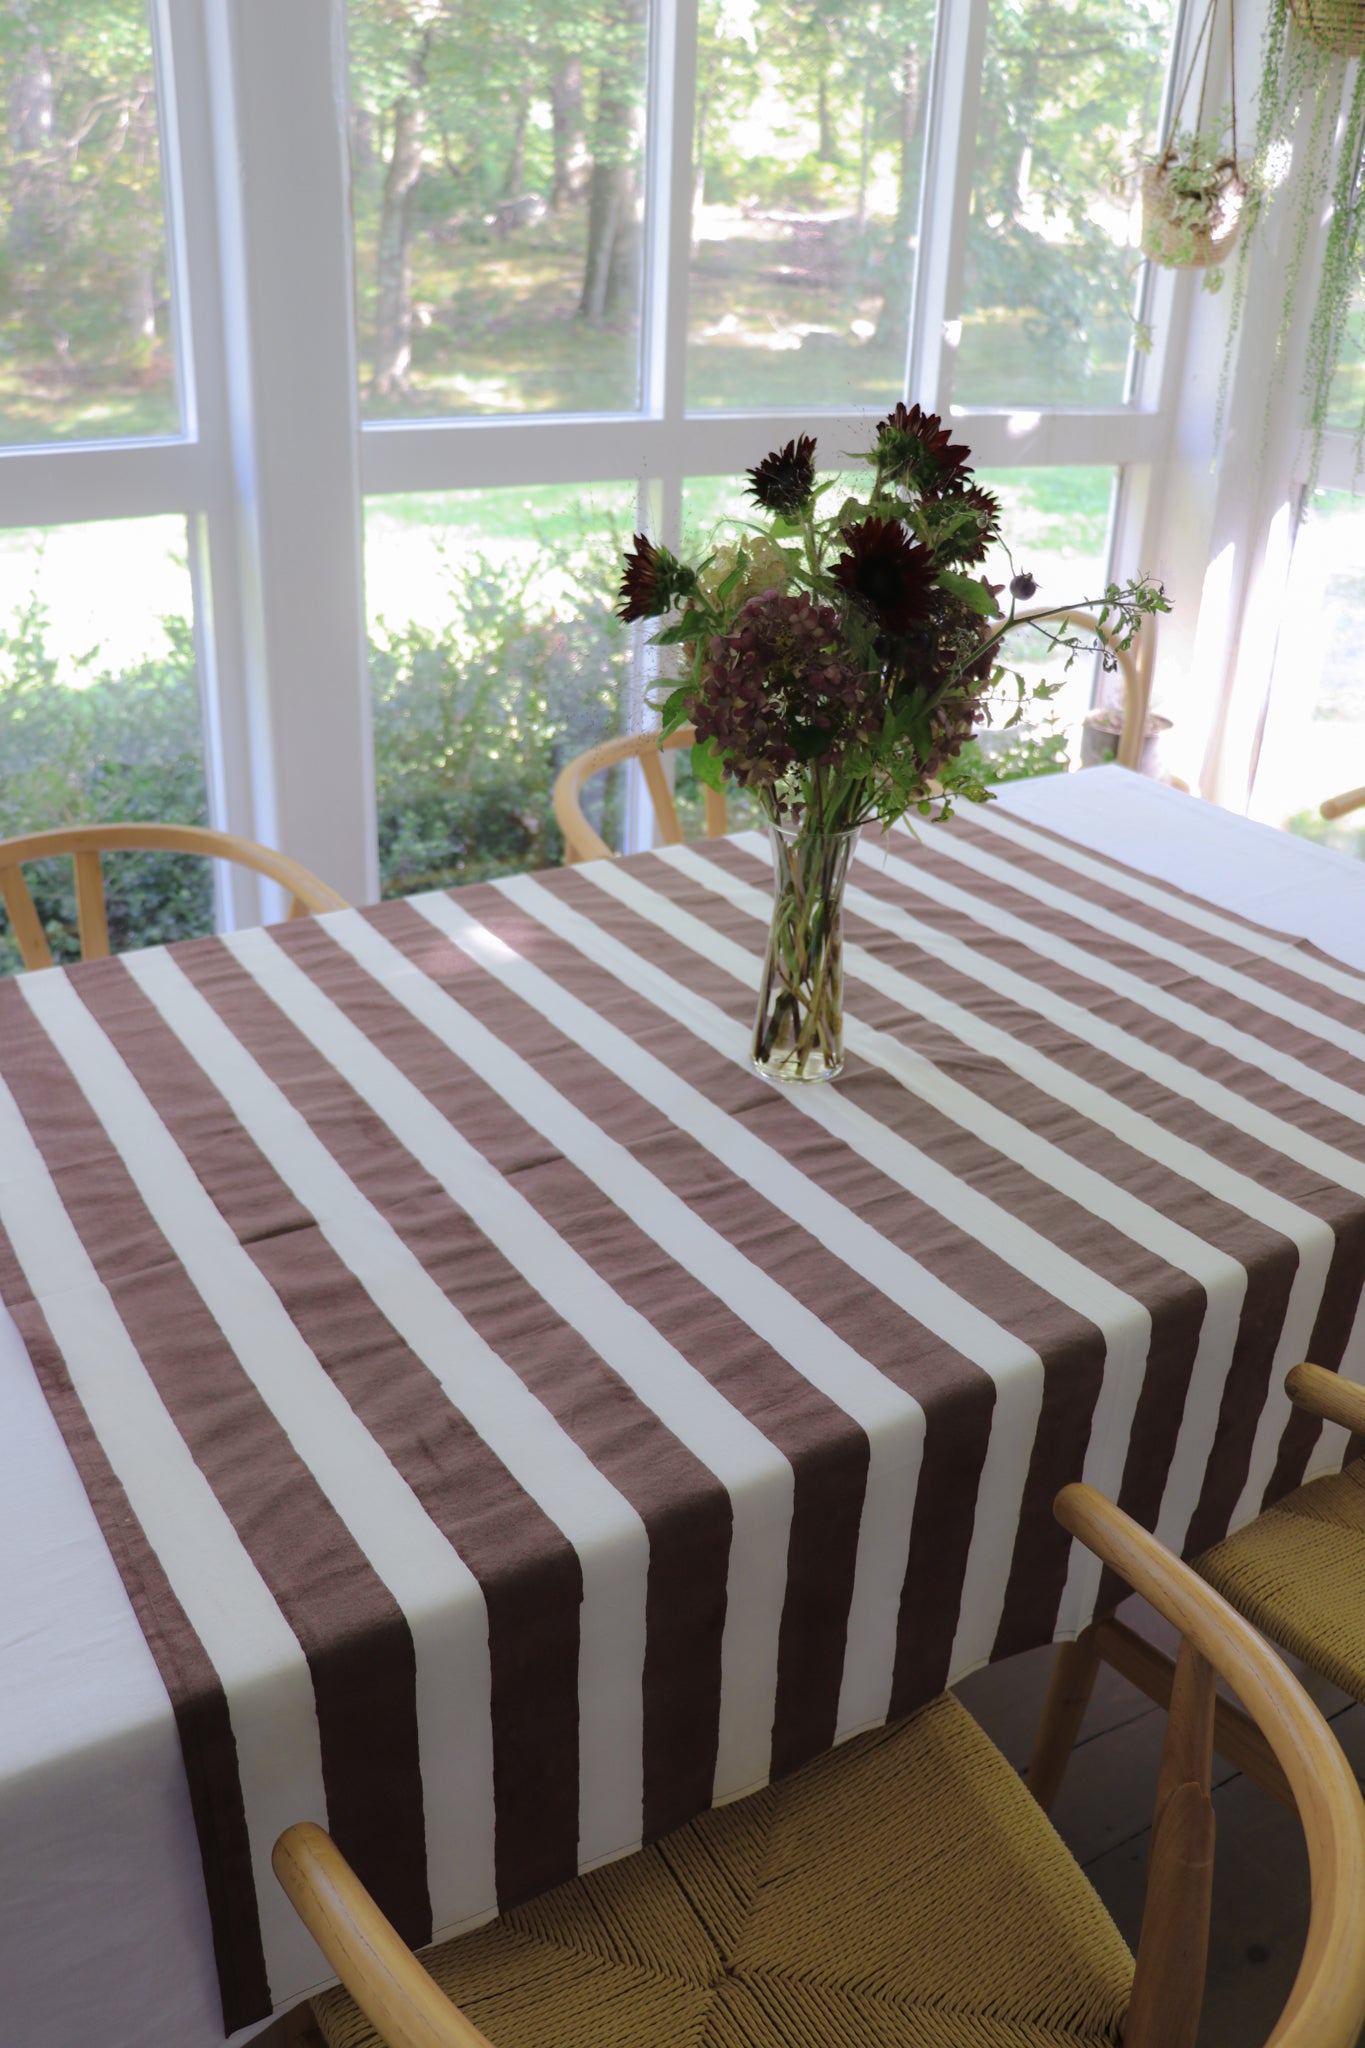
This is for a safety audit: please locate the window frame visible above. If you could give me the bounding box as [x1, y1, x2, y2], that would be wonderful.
[1, 0, 1287, 915]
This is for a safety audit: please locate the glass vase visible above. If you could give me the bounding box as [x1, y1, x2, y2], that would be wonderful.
[752, 819, 858, 1084]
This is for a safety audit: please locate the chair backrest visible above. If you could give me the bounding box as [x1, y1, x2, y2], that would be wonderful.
[1056, 1481, 1365, 2048]
[271, 1484, 1365, 2048]
[552, 725, 728, 864]
[1049, 609, 1150, 771]
[0, 822, 349, 971]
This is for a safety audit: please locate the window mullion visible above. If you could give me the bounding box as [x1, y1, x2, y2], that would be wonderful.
[195, 0, 375, 910]
[906, 0, 989, 417]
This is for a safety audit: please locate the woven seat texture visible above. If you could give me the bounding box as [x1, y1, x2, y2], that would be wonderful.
[1198, 1459, 1365, 1702]
[310, 1692, 1133, 2048]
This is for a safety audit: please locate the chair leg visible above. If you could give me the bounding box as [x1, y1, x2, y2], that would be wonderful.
[1027, 1625, 1102, 1812]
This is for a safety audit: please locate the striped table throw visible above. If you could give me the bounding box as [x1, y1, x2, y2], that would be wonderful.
[2, 801, 1363, 2031]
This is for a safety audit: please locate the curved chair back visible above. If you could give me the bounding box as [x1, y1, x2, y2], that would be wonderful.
[271, 1484, 1365, 2048]
[1048, 609, 1149, 771]
[552, 725, 728, 864]
[0, 822, 348, 971]
[1056, 1481, 1365, 2048]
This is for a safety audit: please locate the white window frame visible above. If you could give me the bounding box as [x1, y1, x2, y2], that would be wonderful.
[0, 0, 1314, 913]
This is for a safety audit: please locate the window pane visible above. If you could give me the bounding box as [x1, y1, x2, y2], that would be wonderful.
[365, 485, 635, 891]
[0, 518, 206, 973]
[1250, 490, 1365, 853]
[687, 0, 933, 412]
[1326, 290, 1365, 434]
[954, 0, 1178, 409]
[349, 2, 647, 420]
[0, 1, 180, 445]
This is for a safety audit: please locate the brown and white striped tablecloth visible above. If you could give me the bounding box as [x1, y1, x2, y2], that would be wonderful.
[4, 794, 1365, 2033]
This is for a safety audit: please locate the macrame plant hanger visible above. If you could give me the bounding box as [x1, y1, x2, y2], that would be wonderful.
[1156, 0, 1239, 176]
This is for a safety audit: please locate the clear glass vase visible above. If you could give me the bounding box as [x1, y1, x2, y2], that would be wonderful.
[751, 819, 858, 1084]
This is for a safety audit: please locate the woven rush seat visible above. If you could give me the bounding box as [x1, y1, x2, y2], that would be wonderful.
[310, 1692, 1132, 2048]
[1196, 1460, 1365, 1702]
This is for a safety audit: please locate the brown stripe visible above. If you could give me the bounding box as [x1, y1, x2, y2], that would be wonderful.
[840, 841, 1362, 1545]
[950, 809, 1365, 1037]
[177, 923, 733, 1852]
[478, 868, 1137, 1693]
[299, 900, 876, 1788]
[0, 1213, 272, 2034]
[590, 846, 1225, 1651]
[3, 977, 434, 1955]
[155, 940, 589, 1898]
[440, 882, 1009, 1721]
[901, 822, 1365, 1131]
[957, 803, 1365, 996]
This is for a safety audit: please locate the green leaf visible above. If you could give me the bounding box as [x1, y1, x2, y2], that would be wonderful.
[937, 571, 1000, 618]
[691, 739, 728, 791]
[656, 685, 691, 735]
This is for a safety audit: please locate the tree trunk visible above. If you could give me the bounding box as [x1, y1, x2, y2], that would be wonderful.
[550, 54, 587, 212]
[371, 76, 426, 401]
[500, 94, 529, 200]
[7, 25, 56, 257]
[872, 45, 924, 356]
[577, 0, 644, 324]
[692, 77, 711, 257]
[817, 72, 837, 163]
[579, 158, 628, 323]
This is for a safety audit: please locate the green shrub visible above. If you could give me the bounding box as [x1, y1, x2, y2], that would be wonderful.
[0, 537, 631, 970]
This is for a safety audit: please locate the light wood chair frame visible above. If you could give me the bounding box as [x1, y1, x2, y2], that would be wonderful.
[1049, 608, 1150, 772]
[270, 1476, 1365, 2048]
[1321, 784, 1365, 824]
[1029, 1364, 1365, 1826]
[552, 724, 728, 864]
[0, 823, 349, 971]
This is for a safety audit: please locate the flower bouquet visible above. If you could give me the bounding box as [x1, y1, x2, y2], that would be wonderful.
[616, 407, 1168, 1084]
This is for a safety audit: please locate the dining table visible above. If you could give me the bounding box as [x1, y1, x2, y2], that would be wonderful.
[5, 762, 1365, 2048]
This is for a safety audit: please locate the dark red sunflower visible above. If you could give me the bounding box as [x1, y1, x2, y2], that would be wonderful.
[831, 516, 937, 635]
[874, 402, 973, 495]
[745, 435, 818, 515]
[933, 483, 1003, 565]
[616, 535, 697, 622]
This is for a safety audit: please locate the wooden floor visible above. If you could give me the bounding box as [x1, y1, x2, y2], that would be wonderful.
[258, 1600, 1365, 2048]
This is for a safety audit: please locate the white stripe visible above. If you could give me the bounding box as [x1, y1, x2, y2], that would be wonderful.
[970, 800, 1365, 1008]
[850, 831, 1355, 1525]
[0, 1062, 328, 2002]
[221, 924, 797, 1802]
[901, 812, 1365, 1072]
[19, 966, 498, 1954]
[503, 865, 1183, 1667]
[651, 839, 1332, 1564]
[306, 904, 929, 1758]
[420, 884, 945, 1726]
[118, 946, 639, 1881]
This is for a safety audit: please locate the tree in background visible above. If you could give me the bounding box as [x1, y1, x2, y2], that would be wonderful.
[0, 0, 174, 439]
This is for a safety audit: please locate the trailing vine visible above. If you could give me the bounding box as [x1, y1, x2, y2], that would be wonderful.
[1217, 0, 1365, 480]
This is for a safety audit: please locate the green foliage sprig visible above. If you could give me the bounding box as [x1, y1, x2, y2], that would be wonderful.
[616, 409, 1168, 836]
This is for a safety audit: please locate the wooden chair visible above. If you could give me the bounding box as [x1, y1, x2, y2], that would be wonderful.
[272, 1481, 1365, 2048]
[1321, 784, 1365, 825]
[1030, 1363, 1365, 1824]
[552, 725, 728, 864]
[0, 822, 349, 971]
[1051, 608, 1149, 772]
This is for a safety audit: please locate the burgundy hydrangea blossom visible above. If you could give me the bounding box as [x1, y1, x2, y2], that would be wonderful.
[687, 590, 879, 788]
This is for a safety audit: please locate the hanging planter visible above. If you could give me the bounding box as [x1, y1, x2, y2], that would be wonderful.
[1140, 142, 1248, 268]
[1136, 0, 1251, 282]
[1287, 0, 1365, 56]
